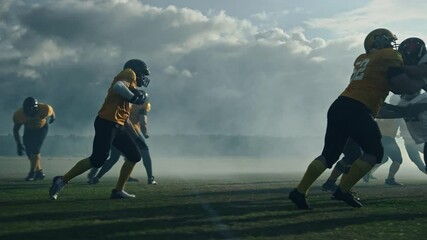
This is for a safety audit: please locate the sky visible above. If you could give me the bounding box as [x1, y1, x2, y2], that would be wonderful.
[2, 0, 427, 137]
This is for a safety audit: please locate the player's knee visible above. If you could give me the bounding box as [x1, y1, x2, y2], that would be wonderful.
[314, 155, 329, 168]
[89, 153, 109, 168]
[393, 157, 403, 165]
[135, 138, 149, 151]
[360, 153, 379, 167]
[124, 152, 141, 163]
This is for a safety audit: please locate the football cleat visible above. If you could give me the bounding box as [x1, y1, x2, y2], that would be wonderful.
[289, 189, 312, 210]
[127, 176, 139, 182]
[49, 176, 66, 200]
[332, 188, 362, 208]
[34, 170, 45, 180]
[87, 168, 98, 180]
[110, 189, 136, 199]
[322, 181, 338, 192]
[87, 177, 99, 185]
[385, 178, 403, 186]
[362, 174, 370, 183]
[148, 176, 157, 185]
[25, 171, 36, 181]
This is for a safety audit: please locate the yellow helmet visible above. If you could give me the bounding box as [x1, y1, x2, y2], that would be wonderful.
[364, 28, 397, 53]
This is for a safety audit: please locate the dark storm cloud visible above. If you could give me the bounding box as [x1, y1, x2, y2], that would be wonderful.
[0, 0, 356, 138]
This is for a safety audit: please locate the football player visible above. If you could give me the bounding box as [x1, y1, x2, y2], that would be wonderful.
[49, 59, 151, 200]
[13, 97, 55, 181]
[88, 101, 157, 185]
[289, 28, 426, 209]
[380, 37, 427, 174]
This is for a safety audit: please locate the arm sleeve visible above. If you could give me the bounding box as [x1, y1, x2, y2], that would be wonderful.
[112, 81, 135, 101]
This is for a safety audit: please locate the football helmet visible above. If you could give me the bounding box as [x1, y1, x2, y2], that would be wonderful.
[398, 37, 426, 65]
[364, 28, 397, 53]
[23, 97, 38, 117]
[123, 59, 150, 87]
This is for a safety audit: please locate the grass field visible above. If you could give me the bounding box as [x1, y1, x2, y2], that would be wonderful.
[1, 157, 427, 240]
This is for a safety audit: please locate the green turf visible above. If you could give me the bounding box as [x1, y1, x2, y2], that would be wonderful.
[1, 173, 427, 240]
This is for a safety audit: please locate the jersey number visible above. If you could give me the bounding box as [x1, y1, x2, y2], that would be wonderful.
[350, 59, 370, 81]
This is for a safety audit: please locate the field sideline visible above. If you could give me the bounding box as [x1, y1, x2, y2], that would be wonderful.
[1, 157, 427, 240]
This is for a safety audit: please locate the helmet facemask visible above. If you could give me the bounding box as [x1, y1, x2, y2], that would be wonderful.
[372, 33, 398, 50]
[137, 75, 150, 87]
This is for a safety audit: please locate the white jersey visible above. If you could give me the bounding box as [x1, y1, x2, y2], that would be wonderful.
[398, 92, 427, 144]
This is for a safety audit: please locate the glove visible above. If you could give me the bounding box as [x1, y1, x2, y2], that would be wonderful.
[130, 90, 148, 105]
[49, 116, 56, 124]
[17, 144, 25, 156]
[130, 88, 147, 97]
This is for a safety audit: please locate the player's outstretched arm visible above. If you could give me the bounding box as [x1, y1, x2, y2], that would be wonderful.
[112, 81, 147, 105]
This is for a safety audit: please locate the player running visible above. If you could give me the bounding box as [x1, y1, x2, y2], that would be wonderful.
[49, 59, 151, 200]
[289, 29, 426, 209]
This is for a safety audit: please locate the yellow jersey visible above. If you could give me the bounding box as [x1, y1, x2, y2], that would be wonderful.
[341, 48, 403, 115]
[98, 69, 137, 125]
[13, 103, 54, 129]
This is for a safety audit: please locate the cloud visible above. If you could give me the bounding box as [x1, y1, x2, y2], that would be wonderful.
[0, 0, 367, 138]
[305, 0, 427, 39]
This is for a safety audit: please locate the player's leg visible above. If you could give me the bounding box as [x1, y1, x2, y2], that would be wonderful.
[23, 130, 37, 180]
[336, 114, 382, 208]
[404, 141, 426, 173]
[289, 98, 348, 209]
[424, 142, 427, 173]
[111, 131, 141, 198]
[50, 117, 118, 200]
[383, 137, 403, 185]
[23, 125, 48, 181]
[124, 120, 155, 184]
[134, 136, 155, 184]
[87, 168, 98, 182]
[93, 146, 122, 181]
[365, 137, 391, 182]
[323, 138, 362, 191]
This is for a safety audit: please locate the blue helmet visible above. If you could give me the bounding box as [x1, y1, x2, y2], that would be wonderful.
[123, 59, 150, 87]
[23, 97, 38, 117]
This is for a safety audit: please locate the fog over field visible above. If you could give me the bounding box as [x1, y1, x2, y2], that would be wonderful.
[1, 1, 427, 178]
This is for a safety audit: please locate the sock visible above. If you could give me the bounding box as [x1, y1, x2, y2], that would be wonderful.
[296, 159, 327, 195]
[387, 162, 400, 179]
[339, 159, 373, 192]
[33, 154, 42, 171]
[115, 159, 136, 191]
[63, 158, 92, 183]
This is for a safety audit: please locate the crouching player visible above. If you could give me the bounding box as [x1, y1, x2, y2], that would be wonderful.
[13, 97, 55, 181]
[49, 59, 151, 200]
